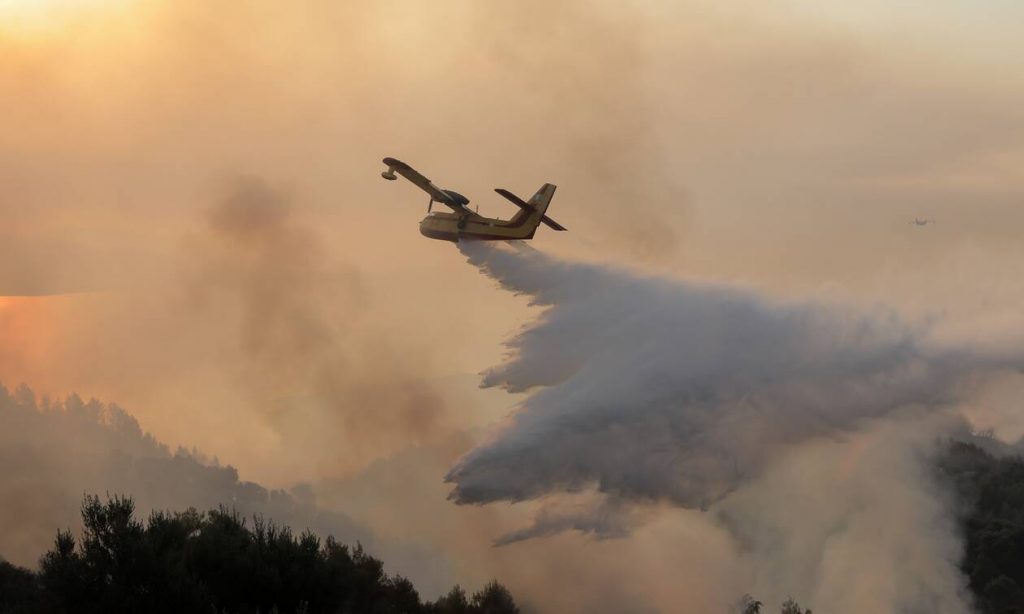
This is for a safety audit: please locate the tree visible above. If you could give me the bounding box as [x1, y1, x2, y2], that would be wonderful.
[433, 585, 472, 614]
[471, 581, 520, 614]
[738, 594, 763, 614]
[0, 560, 48, 614]
[780, 597, 811, 614]
[937, 440, 1024, 614]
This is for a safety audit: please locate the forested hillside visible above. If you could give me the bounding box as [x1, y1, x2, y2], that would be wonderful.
[938, 440, 1024, 614]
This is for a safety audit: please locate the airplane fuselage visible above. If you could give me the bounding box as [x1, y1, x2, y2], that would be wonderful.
[419, 211, 541, 242]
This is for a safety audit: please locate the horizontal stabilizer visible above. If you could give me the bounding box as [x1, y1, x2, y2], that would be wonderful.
[495, 188, 531, 210]
[495, 188, 566, 231]
[541, 216, 567, 231]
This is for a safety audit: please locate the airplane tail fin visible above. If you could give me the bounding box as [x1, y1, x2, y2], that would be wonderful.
[495, 184, 566, 236]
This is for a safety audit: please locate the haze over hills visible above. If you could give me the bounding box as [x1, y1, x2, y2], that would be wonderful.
[4, 0, 1024, 612]
[0, 383, 456, 597]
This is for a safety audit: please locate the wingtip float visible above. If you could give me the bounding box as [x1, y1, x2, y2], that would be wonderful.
[381, 157, 566, 242]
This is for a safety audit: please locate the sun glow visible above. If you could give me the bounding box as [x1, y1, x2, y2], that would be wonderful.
[0, 0, 125, 37]
[0, 296, 55, 384]
[0, 0, 101, 13]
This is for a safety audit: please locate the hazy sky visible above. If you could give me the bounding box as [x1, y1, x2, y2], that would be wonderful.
[2, 1, 1024, 611]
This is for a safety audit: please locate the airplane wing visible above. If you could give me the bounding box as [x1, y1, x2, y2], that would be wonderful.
[382, 157, 471, 214]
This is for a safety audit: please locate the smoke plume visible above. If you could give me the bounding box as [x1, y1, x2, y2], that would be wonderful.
[719, 414, 976, 613]
[436, 241, 1024, 612]
[183, 177, 447, 479]
[447, 241, 1021, 515]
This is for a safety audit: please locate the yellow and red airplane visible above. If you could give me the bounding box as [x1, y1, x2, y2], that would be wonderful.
[381, 157, 566, 242]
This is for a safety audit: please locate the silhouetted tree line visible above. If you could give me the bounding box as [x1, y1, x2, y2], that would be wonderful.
[737, 594, 811, 614]
[937, 440, 1024, 614]
[0, 495, 518, 614]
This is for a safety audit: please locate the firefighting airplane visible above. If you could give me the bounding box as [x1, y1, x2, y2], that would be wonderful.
[381, 157, 566, 242]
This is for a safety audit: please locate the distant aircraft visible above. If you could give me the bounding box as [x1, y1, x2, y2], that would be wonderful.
[381, 157, 566, 242]
[910, 218, 935, 226]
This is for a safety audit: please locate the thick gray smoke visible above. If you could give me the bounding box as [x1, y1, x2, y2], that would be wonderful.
[718, 414, 976, 614]
[446, 242, 1021, 517]
[180, 177, 449, 481]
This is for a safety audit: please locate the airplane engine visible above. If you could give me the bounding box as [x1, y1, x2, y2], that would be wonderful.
[443, 189, 470, 206]
[381, 168, 397, 180]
